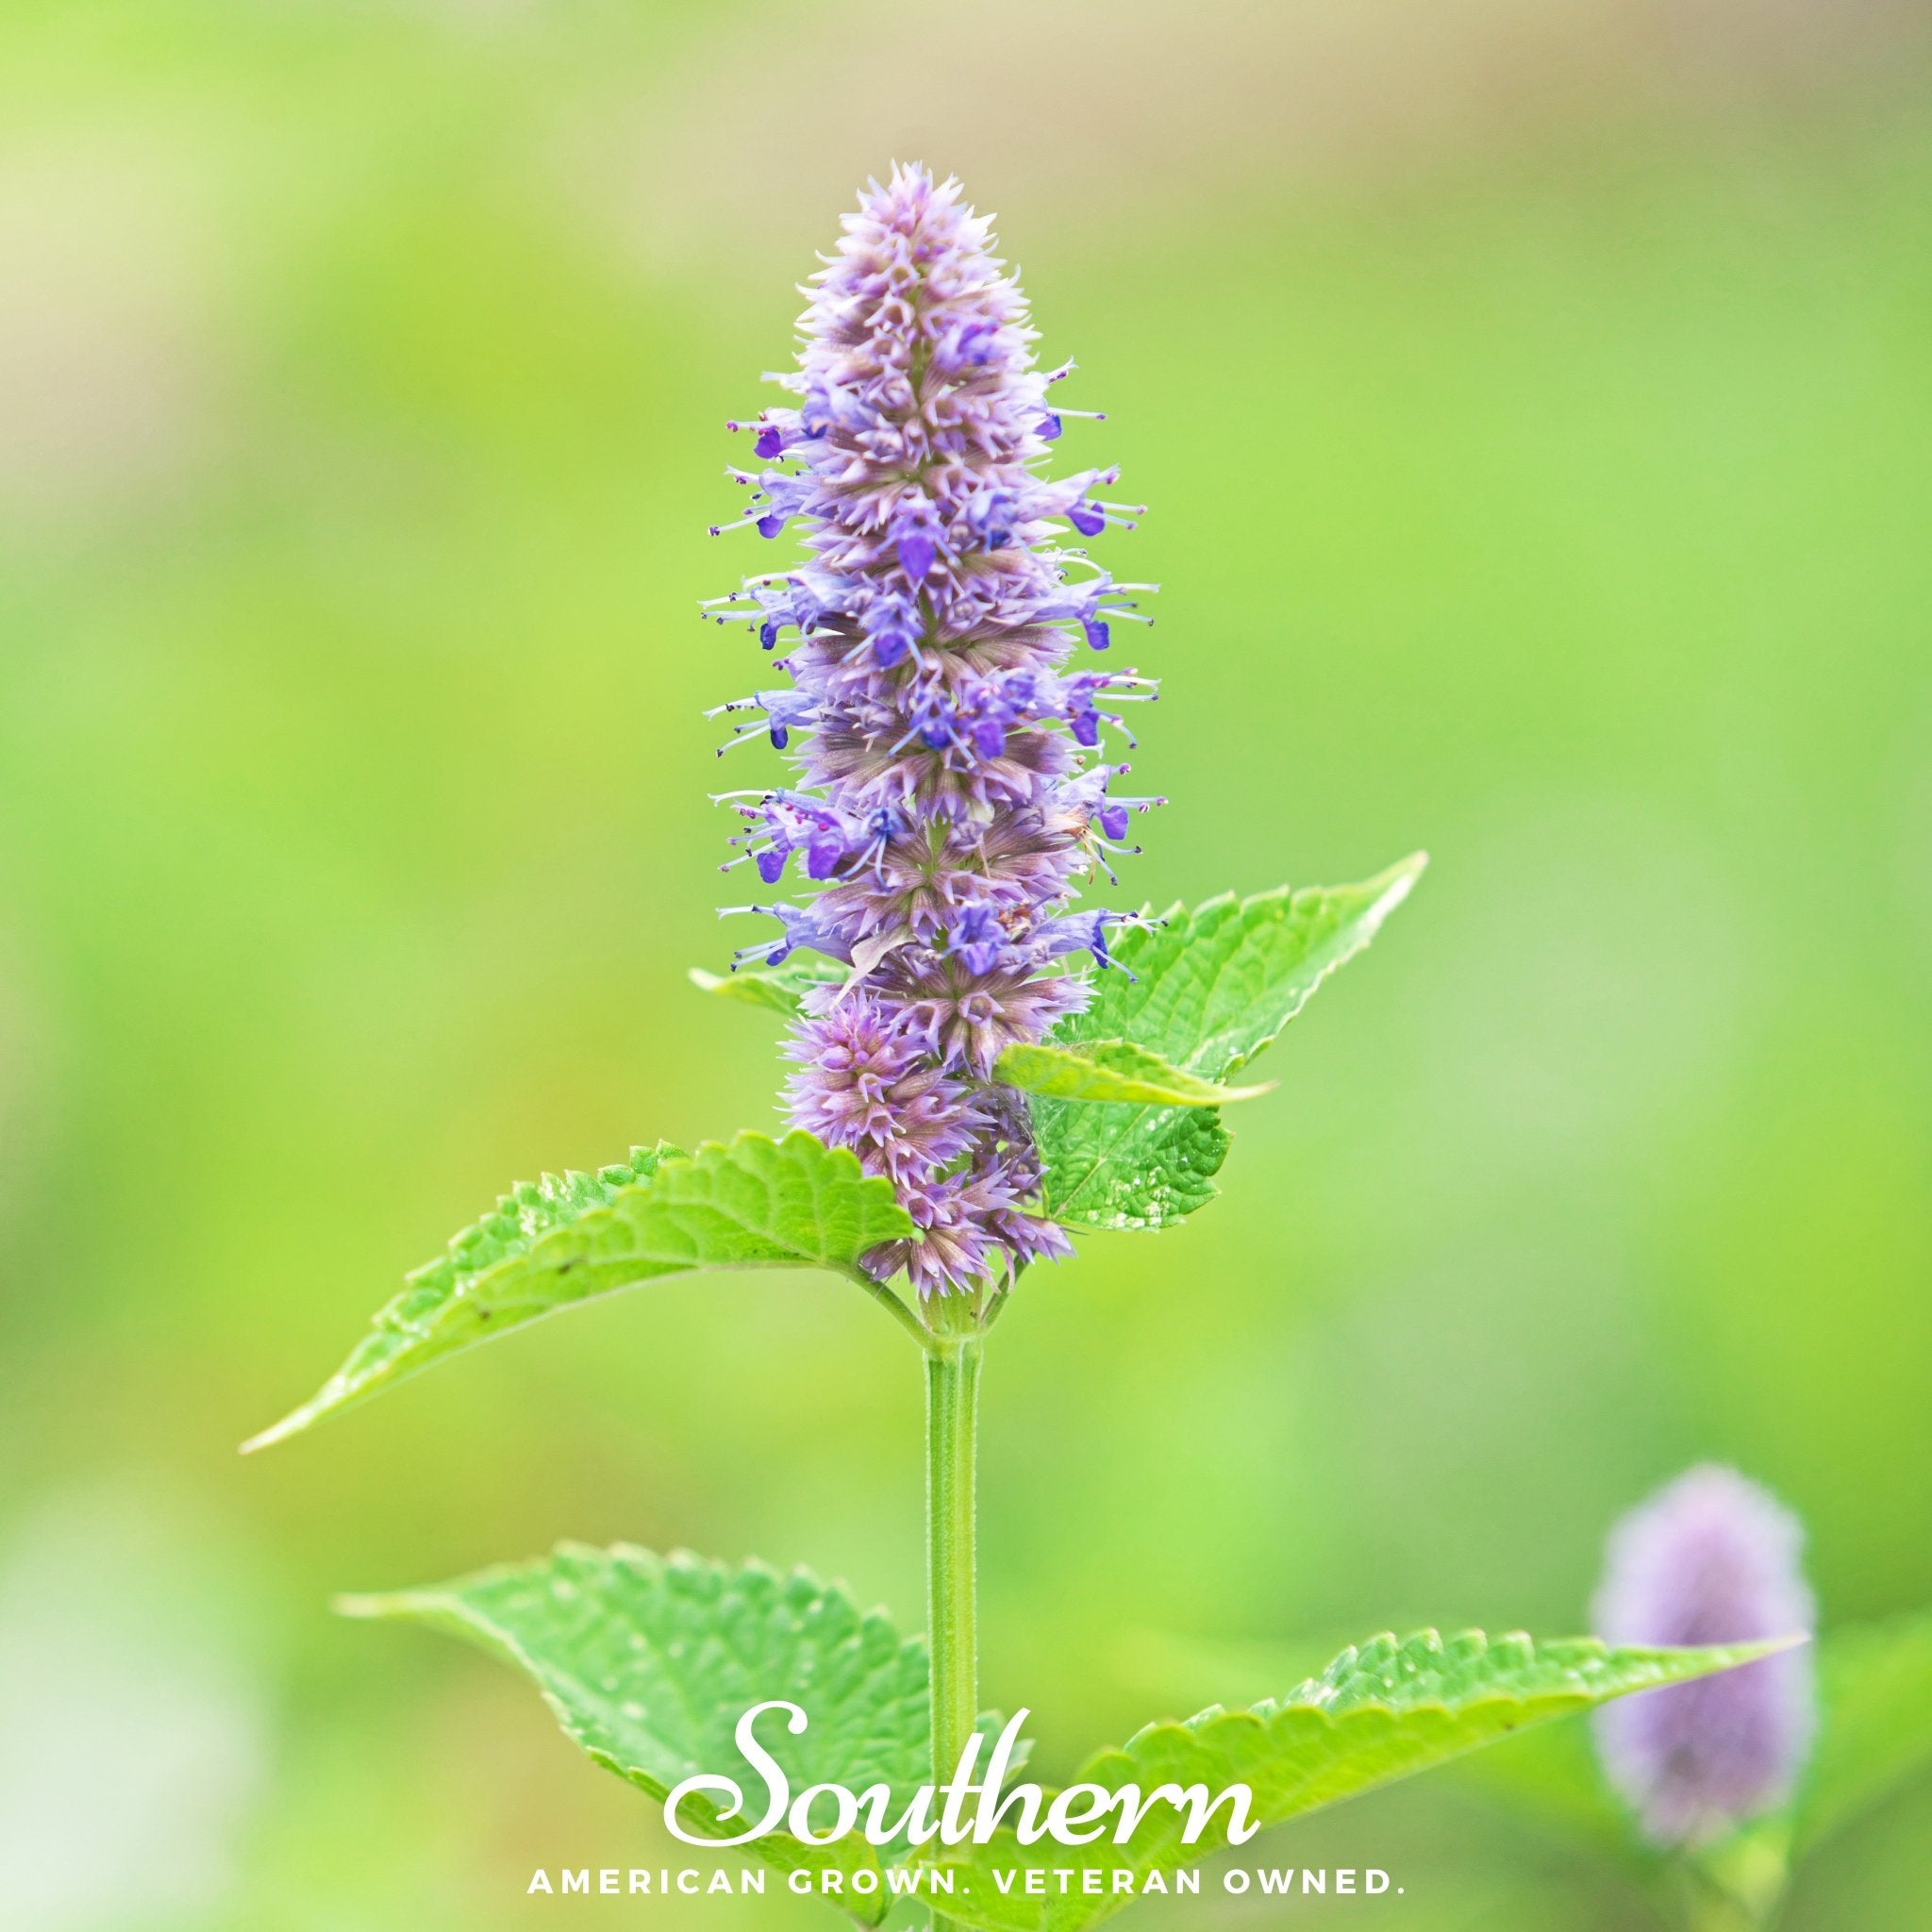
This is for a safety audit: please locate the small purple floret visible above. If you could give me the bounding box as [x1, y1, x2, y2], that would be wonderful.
[1592, 1465, 1816, 1847]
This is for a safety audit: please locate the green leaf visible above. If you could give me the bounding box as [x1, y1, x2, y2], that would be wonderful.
[1031, 856, 1424, 1233]
[994, 1040, 1274, 1108]
[690, 956, 846, 1018]
[341, 1545, 929, 1919]
[1063, 853, 1427, 1076]
[1037, 1103, 1229, 1233]
[1796, 1609, 1932, 1853]
[914, 1627, 1790, 1932]
[242, 1131, 915, 1451]
[1122, 1625, 1638, 1859]
[1447, 1611, 1932, 1870]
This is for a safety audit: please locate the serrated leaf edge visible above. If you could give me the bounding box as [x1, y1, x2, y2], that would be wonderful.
[907, 1626, 1801, 1932]
[338, 1544, 920, 1918]
[1033, 855, 1424, 1234]
[1092, 852, 1428, 1079]
[242, 1131, 914, 1454]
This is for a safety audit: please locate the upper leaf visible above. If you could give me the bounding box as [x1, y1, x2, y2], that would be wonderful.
[994, 1040, 1274, 1108]
[1062, 854, 1427, 1078]
[690, 956, 847, 1018]
[242, 1131, 915, 1451]
[341, 1545, 929, 1918]
[1031, 857, 1424, 1232]
[913, 1627, 1790, 1932]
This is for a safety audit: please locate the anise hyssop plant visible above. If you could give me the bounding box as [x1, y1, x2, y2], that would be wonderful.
[247, 168, 1784, 1928]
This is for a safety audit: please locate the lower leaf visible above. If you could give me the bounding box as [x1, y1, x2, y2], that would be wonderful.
[341, 1545, 931, 1921]
[912, 1627, 1793, 1932]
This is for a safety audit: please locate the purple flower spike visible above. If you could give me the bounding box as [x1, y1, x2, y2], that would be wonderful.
[706, 166, 1163, 1295]
[1592, 1465, 1816, 1847]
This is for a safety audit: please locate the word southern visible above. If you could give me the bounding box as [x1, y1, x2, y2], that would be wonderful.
[660, 1702, 1260, 1851]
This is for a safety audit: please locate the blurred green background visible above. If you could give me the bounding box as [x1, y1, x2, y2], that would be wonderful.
[3, 0, 1930, 1926]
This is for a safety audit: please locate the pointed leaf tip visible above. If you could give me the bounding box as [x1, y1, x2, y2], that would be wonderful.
[242, 1132, 913, 1450]
[912, 1624, 1780, 1932]
[331, 1545, 930, 1917]
[690, 956, 846, 1016]
[994, 1038, 1275, 1107]
[1033, 854, 1426, 1233]
[238, 1416, 297, 1457]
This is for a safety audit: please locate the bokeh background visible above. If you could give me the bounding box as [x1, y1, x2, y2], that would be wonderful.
[3, 0, 1930, 1926]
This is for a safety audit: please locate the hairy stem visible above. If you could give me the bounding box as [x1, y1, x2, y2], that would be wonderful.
[925, 1312, 981, 1931]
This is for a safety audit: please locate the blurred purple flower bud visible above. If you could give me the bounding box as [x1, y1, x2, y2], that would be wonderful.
[1592, 1465, 1816, 1847]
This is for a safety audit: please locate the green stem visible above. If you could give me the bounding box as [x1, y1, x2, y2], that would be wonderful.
[1679, 1826, 1790, 1932]
[1675, 1855, 1782, 1932]
[924, 1316, 981, 1930]
[1688, 1894, 1753, 1932]
[850, 1267, 928, 1348]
